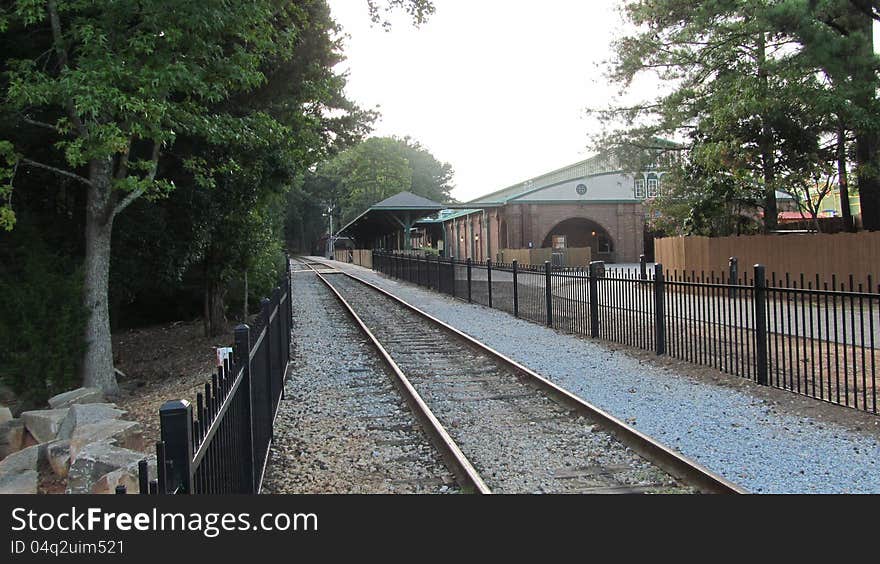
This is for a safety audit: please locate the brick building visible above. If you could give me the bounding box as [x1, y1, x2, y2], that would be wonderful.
[338, 154, 662, 264]
[437, 154, 655, 264]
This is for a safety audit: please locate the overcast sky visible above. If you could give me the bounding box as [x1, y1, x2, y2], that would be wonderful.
[326, 1, 880, 203]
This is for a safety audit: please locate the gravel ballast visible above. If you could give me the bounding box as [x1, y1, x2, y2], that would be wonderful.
[318, 258, 880, 494]
[325, 274, 688, 494]
[261, 266, 457, 494]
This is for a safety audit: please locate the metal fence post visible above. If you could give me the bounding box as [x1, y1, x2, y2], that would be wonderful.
[435, 254, 441, 290]
[487, 258, 493, 308]
[234, 323, 257, 493]
[729, 257, 738, 299]
[588, 261, 603, 338]
[754, 264, 769, 386]
[544, 261, 553, 327]
[450, 256, 456, 298]
[466, 258, 472, 303]
[654, 263, 666, 355]
[512, 260, 519, 318]
[639, 254, 647, 281]
[262, 296, 275, 436]
[159, 399, 194, 494]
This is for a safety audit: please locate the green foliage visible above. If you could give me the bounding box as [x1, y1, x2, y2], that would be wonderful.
[648, 165, 762, 237]
[0, 0, 438, 380]
[0, 225, 87, 403]
[0, 141, 16, 230]
[594, 0, 878, 232]
[366, 0, 435, 29]
[306, 136, 455, 228]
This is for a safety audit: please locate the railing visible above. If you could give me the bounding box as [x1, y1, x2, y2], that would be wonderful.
[372, 251, 879, 415]
[124, 259, 292, 494]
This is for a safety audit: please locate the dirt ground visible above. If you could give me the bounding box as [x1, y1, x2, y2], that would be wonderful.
[114, 320, 230, 449]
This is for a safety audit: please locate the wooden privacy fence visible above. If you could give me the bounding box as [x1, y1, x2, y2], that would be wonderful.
[497, 247, 591, 267]
[655, 233, 880, 287]
[334, 249, 373, 269]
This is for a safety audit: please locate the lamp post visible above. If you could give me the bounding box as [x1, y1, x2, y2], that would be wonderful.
[322, 205, 335, 259]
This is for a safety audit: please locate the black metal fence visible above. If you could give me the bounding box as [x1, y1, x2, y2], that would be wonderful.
[372, 251, 879, 415]
[123, 259, 292, 494]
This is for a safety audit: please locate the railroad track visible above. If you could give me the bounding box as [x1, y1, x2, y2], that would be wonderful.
[263, 264, 458, 493]
[296, 257, 745, 494]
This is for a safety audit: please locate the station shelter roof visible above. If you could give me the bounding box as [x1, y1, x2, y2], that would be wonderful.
[336, 191, 445, 242]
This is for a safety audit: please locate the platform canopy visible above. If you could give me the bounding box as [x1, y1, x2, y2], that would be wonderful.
[336, 191, 445, 249]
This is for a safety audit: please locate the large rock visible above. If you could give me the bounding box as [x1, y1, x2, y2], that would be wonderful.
[58, 403, 126, 440]
[21, 408, 68, 443]
[0, 444, 41, 475]
[0, 470, 38, 494]
[66, 441, 152, 494]
[70, 420, 144, 460]
[0, 406, 11, 424]
[0, 419, 24, 459]
[46, 440, 71, 478]
[48, 387, 104, 409]
[93, 455, 157, 495]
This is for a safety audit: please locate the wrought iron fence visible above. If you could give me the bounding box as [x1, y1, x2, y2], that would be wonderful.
[121, 259, 293, 494]
[372, 251, 879, 415]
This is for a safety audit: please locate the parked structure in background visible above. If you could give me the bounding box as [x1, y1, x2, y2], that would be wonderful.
[437, 153, 650, 264]
[337, 153, 667, 264]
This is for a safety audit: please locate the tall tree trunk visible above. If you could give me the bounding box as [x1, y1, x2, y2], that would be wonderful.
[205, 279, 227, 337]
[203, 248, 227, 337]
[837, 123, 854, 231]
[81, 157, 119, 395]
[852, 6, 880, 231]
[757, 32, 778, 231]
[855, 129, 880, 230]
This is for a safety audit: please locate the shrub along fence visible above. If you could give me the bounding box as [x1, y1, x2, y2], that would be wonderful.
[120, 258, 292, 494]
[372, 251, 879, 415]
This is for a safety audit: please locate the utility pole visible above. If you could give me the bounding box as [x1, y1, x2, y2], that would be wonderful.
[323, 204, 335, 258]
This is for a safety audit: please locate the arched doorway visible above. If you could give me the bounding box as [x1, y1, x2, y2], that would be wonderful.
[541, 217, 614, 261]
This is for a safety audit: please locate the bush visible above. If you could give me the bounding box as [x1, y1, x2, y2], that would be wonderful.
[0, 229, 86, 403]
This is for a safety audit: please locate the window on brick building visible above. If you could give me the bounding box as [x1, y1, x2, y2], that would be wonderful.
[634, 178, 646, 199]
[647, 177, 659, 198]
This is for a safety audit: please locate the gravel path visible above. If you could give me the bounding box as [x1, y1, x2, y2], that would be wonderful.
[261, 267, 456, 494]
[325, 275, 688, 494]
[315, 258, 880, 494]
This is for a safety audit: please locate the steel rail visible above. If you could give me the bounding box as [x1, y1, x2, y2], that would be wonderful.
[320, 260, 747, 495]
[297, 260, 492, 495]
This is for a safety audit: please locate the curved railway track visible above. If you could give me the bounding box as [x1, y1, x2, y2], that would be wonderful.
[296, 257, 745, 494]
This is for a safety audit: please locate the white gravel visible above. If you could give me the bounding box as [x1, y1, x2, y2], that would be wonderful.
[320, 258, 880, 494]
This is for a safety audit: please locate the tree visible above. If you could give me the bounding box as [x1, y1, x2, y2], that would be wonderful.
[767, 1, 880, 229]
[0, 0, 436, 394]
[0, 1, 314, 393]
[594, 0, 855, 232]
[398, 137, 456, 204]
[785, 170, 838, 231]
[313, 136, 454, 226]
